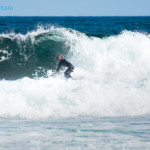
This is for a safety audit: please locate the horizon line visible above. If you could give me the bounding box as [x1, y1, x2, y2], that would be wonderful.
[0, 15, 150, 17]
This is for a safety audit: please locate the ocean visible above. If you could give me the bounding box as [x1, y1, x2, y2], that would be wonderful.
[0, 17, 150, 149]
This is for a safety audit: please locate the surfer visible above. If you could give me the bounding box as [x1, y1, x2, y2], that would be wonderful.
[56, 54, 74, 79]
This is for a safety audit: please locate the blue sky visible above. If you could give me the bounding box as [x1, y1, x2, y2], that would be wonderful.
[0, 0, 150, 16]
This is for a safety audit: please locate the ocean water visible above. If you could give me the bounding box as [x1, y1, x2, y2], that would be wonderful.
[0, 17, 150, 149]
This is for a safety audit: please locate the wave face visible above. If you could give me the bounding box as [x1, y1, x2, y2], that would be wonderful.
[0, 26, 70, 79]
[0, 24, 150, 119]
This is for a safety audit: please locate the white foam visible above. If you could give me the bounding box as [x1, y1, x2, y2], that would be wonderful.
[0, 28, 150, 119]
[0, 25, 58, 44]
[0, 50, 12, 62]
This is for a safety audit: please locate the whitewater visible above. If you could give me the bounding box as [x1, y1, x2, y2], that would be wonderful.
[0, 17, 150, 149]
[0, 26, 150, 119]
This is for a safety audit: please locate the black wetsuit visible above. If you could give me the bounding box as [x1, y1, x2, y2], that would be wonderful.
[57, 59, 74, 78]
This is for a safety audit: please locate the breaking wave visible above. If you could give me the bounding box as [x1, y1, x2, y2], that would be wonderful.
[0, 25, 150, 119]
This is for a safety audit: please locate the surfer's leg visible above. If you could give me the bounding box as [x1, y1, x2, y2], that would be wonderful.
[64, 68, 71, 79]
[64, 66, 74, 79]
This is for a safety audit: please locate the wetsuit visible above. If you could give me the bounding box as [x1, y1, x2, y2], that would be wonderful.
[57, 59, 74, 79]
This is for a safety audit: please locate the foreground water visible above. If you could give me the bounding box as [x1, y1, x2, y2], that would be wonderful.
[0, 117, 150, 149]
[0, 17, 150, 149]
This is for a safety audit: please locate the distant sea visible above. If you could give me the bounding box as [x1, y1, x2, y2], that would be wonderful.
[0, 17, 150, 149]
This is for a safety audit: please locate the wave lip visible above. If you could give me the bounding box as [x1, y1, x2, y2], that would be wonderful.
[0, 25, 56, 42]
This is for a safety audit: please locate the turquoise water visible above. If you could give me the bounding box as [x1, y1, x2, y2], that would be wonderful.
[0, 117, 150, 149]
[0, 17, 150, 149]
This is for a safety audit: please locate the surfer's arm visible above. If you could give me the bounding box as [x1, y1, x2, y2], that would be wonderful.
[56, 63, 61, 73]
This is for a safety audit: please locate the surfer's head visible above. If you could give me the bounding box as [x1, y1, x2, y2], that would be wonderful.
[57, 54, 62, 61]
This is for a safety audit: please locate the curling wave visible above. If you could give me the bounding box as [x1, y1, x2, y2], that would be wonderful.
[0, 26, 150, 119]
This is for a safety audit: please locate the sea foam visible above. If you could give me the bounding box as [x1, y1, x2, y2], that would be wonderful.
[0, 27, 150, 119]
